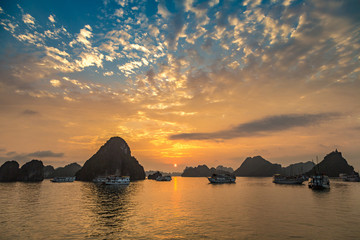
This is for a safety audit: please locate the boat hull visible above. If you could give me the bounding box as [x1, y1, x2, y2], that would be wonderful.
[51, 177, 75, 182]
[208, 177, 236, 184]
[273, 179, 305, 185]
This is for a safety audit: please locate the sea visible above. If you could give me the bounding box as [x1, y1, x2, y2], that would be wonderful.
[1, 177, 360, 240]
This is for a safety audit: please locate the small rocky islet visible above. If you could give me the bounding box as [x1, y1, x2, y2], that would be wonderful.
[0, 135, 357, 182]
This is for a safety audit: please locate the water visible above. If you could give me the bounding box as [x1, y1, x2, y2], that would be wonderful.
[1, 177, 360, 239]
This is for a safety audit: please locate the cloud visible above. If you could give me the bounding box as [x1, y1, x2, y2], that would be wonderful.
[69, 25, 93, 48]
[103, 71, 114, 76]
[114, 8, 124, 18]
[0, 150, 65, 165]
[50, 79, 61, 87]
[169, 113, 340, 140]
[22, 13, 35, 26]
[75, 51, 104, 69]
[22, 109, 39, 115]
[27, 150, 64, 158]
[48, 15, 55, 23]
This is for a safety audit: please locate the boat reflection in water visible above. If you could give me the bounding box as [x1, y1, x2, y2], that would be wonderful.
[208, 173, 236, 184]
[82, 181, 135, 238]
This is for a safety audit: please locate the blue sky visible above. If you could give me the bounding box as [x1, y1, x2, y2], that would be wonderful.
[0, 0, 359, 171]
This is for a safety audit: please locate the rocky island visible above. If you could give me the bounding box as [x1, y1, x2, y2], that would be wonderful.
[0, 159, 44, 182]
[306, 149, 354, 177]
[75, 136, 145, 181]
[181, 165, 234, 177]
[233, 156, 282, 177]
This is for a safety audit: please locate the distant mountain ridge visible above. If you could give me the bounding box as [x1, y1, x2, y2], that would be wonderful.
[182, 150, 352, 178]
[43, 163, 82, 178]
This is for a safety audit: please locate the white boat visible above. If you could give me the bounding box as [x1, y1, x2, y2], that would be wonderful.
[51, 176, 75, 182]
[339, 172, 360, 182]
[308, 175, 330, 190]
[92, 177, 108, 183]
[104, 176, 130, 185]
[156, 175, 172, 181]
[273, 174, 307, 185]
[208, 174, 236, 184]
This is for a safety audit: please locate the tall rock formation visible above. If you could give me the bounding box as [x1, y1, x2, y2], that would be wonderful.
[0, 161, 20, 182]
[306, 150, 354, 177]
[181, 165, 212, 177]
[75, 137, 145, 181]
[216, 165, 234, 173]
[17, 159, 44, 181]
[148, 171, 162, 180]
[234, 156, 282, 177]
[181, 165, 233, 177]
[43, 165, 55, 178]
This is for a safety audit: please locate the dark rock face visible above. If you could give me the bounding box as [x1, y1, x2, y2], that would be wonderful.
[0, 161, 20, 182]
[17, 160, 44, 181]
[43, 165, 55, 178]
[216, 165, 234, 173]
[148, 171, 162, 180]
[182, 165, 211, 177]
[181, 165, 234, 177]
[282, 161, 315, 176]
[306, 150, 354, 177]
[53, 163, 81, 177]
[234, 156, 282, 177]
[75, 137, 145, 181]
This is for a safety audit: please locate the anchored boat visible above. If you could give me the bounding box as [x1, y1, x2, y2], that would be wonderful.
[273, 174, 307, 185]
[156, 175, 172, 181]
[339, 172, 360, 182]
[92, 176, 130, 185]
[308, 175, 330, 190]
[208, 174, 236, 184]
[104, 176, 130, 185]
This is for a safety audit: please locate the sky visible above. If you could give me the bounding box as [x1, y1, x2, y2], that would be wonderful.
[0, 0, 359, 172]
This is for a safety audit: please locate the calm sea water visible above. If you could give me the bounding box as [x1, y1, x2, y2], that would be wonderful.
[1, 177, 360, 239]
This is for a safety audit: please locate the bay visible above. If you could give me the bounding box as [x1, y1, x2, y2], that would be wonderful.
[1, 177, 360, 239]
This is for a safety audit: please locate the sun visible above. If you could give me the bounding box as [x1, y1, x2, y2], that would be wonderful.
[174, 163, 177, 167]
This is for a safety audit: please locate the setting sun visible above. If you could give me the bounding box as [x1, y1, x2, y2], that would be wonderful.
[174, 164, 177, 168]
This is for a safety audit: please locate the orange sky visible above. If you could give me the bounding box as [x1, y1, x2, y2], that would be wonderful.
[0, 0, 359, 171]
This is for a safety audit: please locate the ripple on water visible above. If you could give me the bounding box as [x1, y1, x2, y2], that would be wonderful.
[1, 178, 360, 239]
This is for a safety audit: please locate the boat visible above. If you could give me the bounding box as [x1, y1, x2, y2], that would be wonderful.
[208, 174, 236, 184]
[51, 176, 75, 182]
[339, 172, 360, 182]
[104, 176, 130, 185]
[308, 175, 330, 190]
[308, 156, 330, 190]
[92, 176, 108, 183]
[273, 174, 306, 185]
[156, 175, 172, 181]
